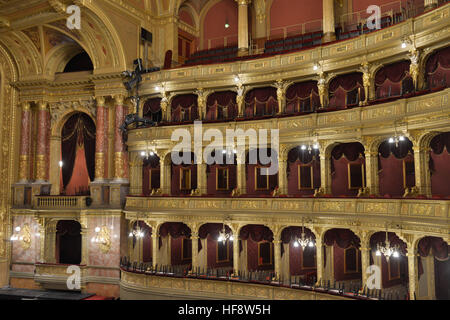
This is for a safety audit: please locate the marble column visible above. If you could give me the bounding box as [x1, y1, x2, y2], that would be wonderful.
[364, 150, 379, 195]
[113, 95, 128, 181]
[94, 96, 107, 181]
[18, 102, 31, 182]
[36, 101, 49, 182]
[236, 0, 251, 56]
[413, 145, 432, 197]
[322, 0, 336, 42]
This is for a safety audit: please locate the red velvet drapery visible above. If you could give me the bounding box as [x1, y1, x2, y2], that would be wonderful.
[328, 73, 364, 108]
[375, 60, 411, 98]
[143, 97, 162, 122]
[324, 229, 360, 249]
[281, 226, 315, 244]
[426, 46, 450, 89]
[239, 225, 273, 242]
[244, 87, 278, 118]
[370, 231, 407, 255]
[206, 91, 237, 120]
[171, 94, 198, 122]
[285, 81, 320, 113]
[142, 154, 160, 195]
[429, 132, 450, 197]
[417, 237, 448, 260]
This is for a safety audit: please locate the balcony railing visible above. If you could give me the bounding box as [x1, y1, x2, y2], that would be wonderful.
[33, 196, 90, 209]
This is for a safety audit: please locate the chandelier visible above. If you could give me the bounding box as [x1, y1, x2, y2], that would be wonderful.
[300, 133, 320, 154]
[140, 141, 155, 159]
[388, 124, 407, 148]
[129, 221, 145, 239]
[375, 230, 400, 261]
[293, 222, 315, 249]
[217, 223, 233, 244]
[91, 227, 108, 245]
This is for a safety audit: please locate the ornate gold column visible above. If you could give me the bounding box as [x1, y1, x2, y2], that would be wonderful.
[94, 96, 107, 181]
[236, 0, 251, 56]
[319, 150, 332, 195]
[275, 80, 289, 114]
[191, 232, 199, 271]
[233, 237, 240, 274]
[152, 233, 159, 268]
[35, 101, 49, 182]
[113, 94, 128, 181]
[315, 237, 324, 284]
[407, 251, 419, 300]
[364, 150, 379, 195]
[413, 145, 432, 197]
[236, 84, 245, 117]
[278, 147, 288, 195]
[236, 152, 247, 195]
[18, 102, 31, 182]
[322, 0, 336, 42]
[196, 88, 206, 120]
[273, 239, 282, 280]
[358, 232, 371, 287]
[424, 0, 438, 10]
[129, 152, 143, 196]
[317, 72, 327, 108]
[197, 162, 207, 195]
[159, 150, 171, 195]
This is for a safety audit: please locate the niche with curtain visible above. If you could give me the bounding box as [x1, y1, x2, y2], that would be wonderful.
[425, 46, 450, 90]
[245, 149, 278, 196]
[143, 97, 163, 123]
[331, 143, 366, 197]
[287, 147, 321, 196]
[281, 227, 317, 277]
[239, 225, 274, 271]
[324, 229, 361, 282]
[205, 91, 237, 121]
[56, 220, 82, 265]
[206, 150, 237, 196]
[159, 222, 192, 266]
[171, 152, 197, 195]
[429, 132, 450, 198]
[142, 154, 161, 196]
[378, 138, 415, 197]
[171, 94, 198, 123]
[244, 87, 278, 118]
[328, 73, 364, 109]
[417, 237, 449, 300]
[285, 81, 320, 114]
[370, 232, 408, 289]
[199, 224, 233, 269]
[375, 60, 414, 100]
[61, 113, 96, 196]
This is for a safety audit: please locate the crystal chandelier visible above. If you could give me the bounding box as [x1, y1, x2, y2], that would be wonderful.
[91, 227, 107, 244]
[388, 125, 407, 148]
[217, 223, 234, 244]
[300, 133, 320, 154]
[293, 222, 315, 249]
[140, 141, 155, 159]
[375, 230, 400, 261]
[129, 221, 145, 239]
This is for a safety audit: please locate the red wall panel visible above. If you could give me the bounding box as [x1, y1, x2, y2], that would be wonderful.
[431, 151, 450, 197]
[203, 0, 238, 49]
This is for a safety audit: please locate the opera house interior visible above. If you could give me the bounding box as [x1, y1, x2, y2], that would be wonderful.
[0, 0, 449, 301]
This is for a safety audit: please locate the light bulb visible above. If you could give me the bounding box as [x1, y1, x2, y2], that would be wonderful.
[15, 226, 20, 232]
[155, 86, 160, 91]
[58, 161, 63, 168]
[149, 151, 155, 156]
[140, 151, 146, 157]
[128, 232, 133, 237]
[301, 145, 307, 150]
[388, 138, 394, 143]
[399, 136, 405, 141]
[308, 241, 314, 247]
[225, 23, 230, 29]
[234, 76, 239, 83]
[401, 42, 407, 48]
[229, 235, 234, 241]
[313, 64, 318, 71]
[393, 251, 399, 258]
[293, 241, 299, 248]
[233, 149, 237, 154]
[95, 227, 100, 233]
[313, 143, 319, 150]
[376, 250, 381, 256]
[222, 150, 227, 154]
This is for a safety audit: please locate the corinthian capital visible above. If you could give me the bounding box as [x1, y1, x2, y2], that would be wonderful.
[235, 0, 252, 5]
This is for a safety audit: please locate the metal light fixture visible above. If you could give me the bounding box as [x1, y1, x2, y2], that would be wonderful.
[388, 125, 406, 148]
[129, 221, 145, 239]
[375, 229, 399, 262]
[140, 141, 155, 159]
[217, 223, 233, 244]
[294, 220, 314, 249]
[300, 134, 320, 154]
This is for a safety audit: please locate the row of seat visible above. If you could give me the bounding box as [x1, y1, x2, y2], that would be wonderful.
[184, 46, 238, 65]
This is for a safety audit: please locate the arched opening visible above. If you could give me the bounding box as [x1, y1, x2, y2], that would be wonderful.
[143, 97, 163, 124]
[374, 60, 414, 101]
[239, 225, 274, 274]
[378, 137, 415, 197]
[60, 112, 96, 196]
[429, 132, 450, 198]
[171, 94, 198, 123]
[330, 142, 366, 197]
[202, 0, 238, 50]
[323, 229, 362, 292]
[328, 73, 364, 110]
[206, 149, 237, 196]
[287, 146, 321, 196]
[417, 237, 449, 300]
[128, 221, 152, 264]
[56, 220, 82, 265]
[205, 91, 237, 121]
[178, 5, 197, 64]
[370, 231, 408, 299]
[244, 87, 278, 118]
[63, 51, 93, 73]
[285, 81, 320, 114]
[245, 148, 278, 196]
[171, 151, 197, 195]
[198, 223, 234, 273]
[425, 46, 450, 90]
[159, 222, 192, 269]
[142, 153, 161, 196]
[281, 226, 317, 286]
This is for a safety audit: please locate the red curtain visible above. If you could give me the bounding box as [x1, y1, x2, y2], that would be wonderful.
[328, 73, 364, 108]
[285, 81, 320, 113]
[206, 91, 237, 120]
[239, 225, 273, 242]
[171, 94, 198, 122]
[378, 139, 413, 159]
[244, 87, 278, 118]
[159, 222, 191, 238]
[418, 237, 448, 260]
[430, 132, 450, 155]
[426, 46, 450, 89]
[198, 223, 232, 240]
[324, 229, 360, 249]
[281, 226, 315, 244]
[331, 142, 365, 176]
[375, 61, 411, 98]
[61, 113, 96, 190]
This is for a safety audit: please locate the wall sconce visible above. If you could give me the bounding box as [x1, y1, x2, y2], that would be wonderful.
[10, 224, 31, 250]
[91, 226, 111, 254]
[225, 18, 230, 29]
[58, 161, 63, 168]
